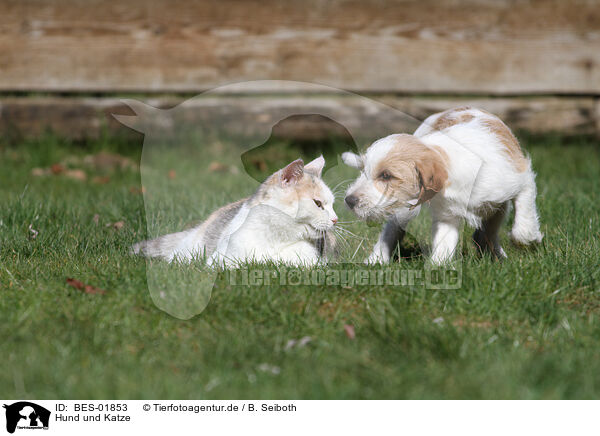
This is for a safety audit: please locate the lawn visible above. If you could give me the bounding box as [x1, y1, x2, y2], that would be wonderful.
[1, 130, 599, 399]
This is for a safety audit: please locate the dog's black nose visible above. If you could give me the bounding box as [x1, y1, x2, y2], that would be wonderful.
[345, 195, 359, 209]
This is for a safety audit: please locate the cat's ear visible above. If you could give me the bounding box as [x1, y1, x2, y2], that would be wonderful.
[280, 159, 304, 185]
[304, 155, 325, 177]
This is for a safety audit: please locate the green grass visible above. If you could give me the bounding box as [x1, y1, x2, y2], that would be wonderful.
[1, 131, 599, 399]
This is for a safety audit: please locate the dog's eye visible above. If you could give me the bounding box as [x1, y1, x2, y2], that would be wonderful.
[379, 171, 392, 181]
[313, 199, 323, 209]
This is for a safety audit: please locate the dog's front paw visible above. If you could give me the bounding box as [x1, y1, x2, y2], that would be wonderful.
[365, 250, 390, 265]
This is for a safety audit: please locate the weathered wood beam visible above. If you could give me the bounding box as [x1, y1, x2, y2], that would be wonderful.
[1, 0, 599, 94]
[1, 96, 597, 140]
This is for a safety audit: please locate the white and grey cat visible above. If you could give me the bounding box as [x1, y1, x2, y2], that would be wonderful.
[132, 156, 338, 266]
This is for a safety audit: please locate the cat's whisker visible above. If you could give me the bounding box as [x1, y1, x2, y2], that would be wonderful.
[333, 229, 353, 245]
[351, 239, 365, 261]
[331, 229, 351, 248]
[331, 227, 347, 239]
[335, 226, 365, 240]
[334, 236, 350, 249]
[332, 190, 350, 197]
[331, 178, 354, 193]
[333, 185, 350, 191]
[335, 237, 351, 253]
[335, 225, 359, 233]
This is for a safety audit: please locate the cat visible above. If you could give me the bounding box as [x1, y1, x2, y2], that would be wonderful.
[132, 156, 338, 267]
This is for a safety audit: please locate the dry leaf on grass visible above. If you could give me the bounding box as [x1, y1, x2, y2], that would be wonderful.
[129, 186, 146, 195]
[208, 161, 228, 172]
[50, 163, 65, 174]
[92, 176, 111, 184]
[63, 169, 87, 181]
[31, 168, 49, 177]
[344, 324, 356, 339]
[105, 221, 125, 230]
[32, 165, 87, 181]
[66, 278, 106, 295]
[251, 159, 267, 172]
[83, 152, 136, 171]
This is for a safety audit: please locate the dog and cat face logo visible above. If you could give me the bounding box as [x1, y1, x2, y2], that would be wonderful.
[3, 402, 50, 433]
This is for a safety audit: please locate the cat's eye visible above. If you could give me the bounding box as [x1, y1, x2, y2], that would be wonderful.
[313, 199, 323, 209]
[379, 170, 392, 181]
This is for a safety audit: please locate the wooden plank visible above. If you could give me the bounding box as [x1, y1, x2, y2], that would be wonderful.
[0, 0, 599, 94]
[1, 96, 596, 140]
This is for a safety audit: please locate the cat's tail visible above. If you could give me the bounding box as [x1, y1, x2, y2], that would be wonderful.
[131, 230, 194, 261]
[132, 198, 247, 262]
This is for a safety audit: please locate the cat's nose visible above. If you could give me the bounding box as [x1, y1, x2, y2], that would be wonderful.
[331, 217, 338, 225]
[345, 195, 359, 209]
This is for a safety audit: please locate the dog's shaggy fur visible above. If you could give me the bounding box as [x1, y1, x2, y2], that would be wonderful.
[343, 106, 543, 264]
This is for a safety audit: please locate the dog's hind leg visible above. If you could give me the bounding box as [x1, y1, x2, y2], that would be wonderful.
[473, 202, 508, 260]
[511, 172, 543, 245]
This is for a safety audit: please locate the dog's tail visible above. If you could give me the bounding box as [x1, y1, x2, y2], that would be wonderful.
[511, 172, 543, 245]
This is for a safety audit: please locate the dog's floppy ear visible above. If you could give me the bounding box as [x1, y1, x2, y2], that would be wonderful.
[414, 154, 447, 207]
[304, 155, 325, 177]
[280, 159, 304, 184]
[342, 152, 363, 170]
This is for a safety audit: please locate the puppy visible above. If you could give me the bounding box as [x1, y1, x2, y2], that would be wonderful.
[342, 106, 543, 264]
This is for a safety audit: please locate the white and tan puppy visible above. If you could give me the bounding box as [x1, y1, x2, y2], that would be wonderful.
[342, 107, 543, 264]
